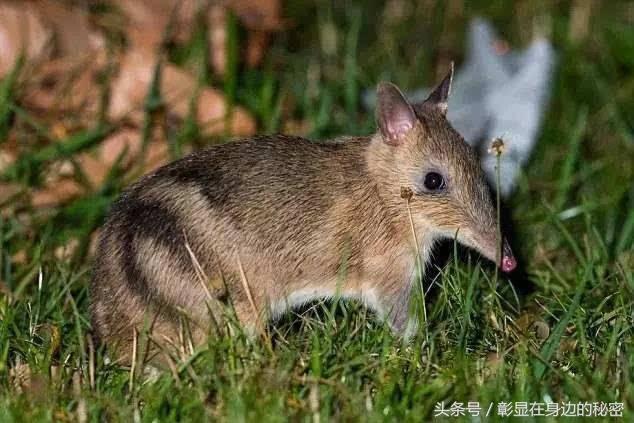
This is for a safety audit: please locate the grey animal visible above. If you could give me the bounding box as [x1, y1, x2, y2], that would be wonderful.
[90, 67, 517, 364]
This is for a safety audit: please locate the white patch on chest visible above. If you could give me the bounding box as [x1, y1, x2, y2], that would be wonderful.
[268, 285, 385, 321]
[416, 230, 438, 274]
[359, 288, 384, 317]
[269, 287, 335, 320]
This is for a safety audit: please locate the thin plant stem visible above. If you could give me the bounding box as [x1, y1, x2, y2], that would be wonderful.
[495, 151, 501, 287]
[405, 195, 429, 345]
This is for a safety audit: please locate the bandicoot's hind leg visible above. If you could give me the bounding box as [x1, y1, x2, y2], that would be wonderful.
[92, 296, 212, 366]
[90, 221, 230, 365]
[213, 271, 271, 339]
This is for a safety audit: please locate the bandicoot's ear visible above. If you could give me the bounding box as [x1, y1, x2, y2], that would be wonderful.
[376, 82, 417, 145]
[420, 63, 454, 115]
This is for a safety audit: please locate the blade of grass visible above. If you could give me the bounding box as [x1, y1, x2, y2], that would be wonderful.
[458, 264, 480, 352]
[545, 202, 588, 265]
[555, 107, 588, 210]
[3, 124, 112, 181]
[0, 56, 23, 141]
[533, 269, 587, 380]
[615, 207, 634, 255]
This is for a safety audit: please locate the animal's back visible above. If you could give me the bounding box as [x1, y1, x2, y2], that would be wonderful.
[90, 135, 374, 359]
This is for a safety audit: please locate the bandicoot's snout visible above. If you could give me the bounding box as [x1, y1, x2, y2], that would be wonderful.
[463, 230, 517, 274]
[501, 238, 517, 273]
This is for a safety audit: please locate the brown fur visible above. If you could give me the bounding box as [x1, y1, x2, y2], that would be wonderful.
[90, 73, 507, 364]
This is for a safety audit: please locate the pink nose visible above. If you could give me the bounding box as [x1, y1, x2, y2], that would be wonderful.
[501, 239, 517, 273]
[501, 255, 517, 273]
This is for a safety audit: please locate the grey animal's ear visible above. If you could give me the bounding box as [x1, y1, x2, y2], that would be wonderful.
[375, 82, 417, 145]
[422, 63, 454, 115]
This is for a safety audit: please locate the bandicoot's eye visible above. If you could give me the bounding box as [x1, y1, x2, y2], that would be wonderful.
[423, 172, 445, 191]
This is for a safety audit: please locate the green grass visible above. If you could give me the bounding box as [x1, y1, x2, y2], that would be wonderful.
[1, 0, 633, 421]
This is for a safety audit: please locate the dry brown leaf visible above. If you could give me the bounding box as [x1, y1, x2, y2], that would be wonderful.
[283, 119, 312, 136]
[208, 4, 227, 75]
[23, 54, 103, 121]
[114, 0, 281, 75]
[31, 179, 83, 208]
[54, 237, 79, 261]
[109, 50, 256, 136]
[77, 127, 171, 188]
[0, 181, 21, 219]
[51, 122, 69, 140]
[0, 182, 22, 204]
[11, 250, 26, 265]
[144, 139, 170, 172]
[77, 128, 142, 187]
[33, 0, 102, 57]
[210, 0, 283, 74]
[0, 148, 16, 173]
[13, 1, 105, 122]
[107, 51, 156, 123]
[100, 128, 144, 161]
[244, 30, 272, 68]
[164, 62, 256, 134]
[43, 160, 75, 185]
[0, 278, 11, 297]
[0, 2, 53, 78]
[229, 0, 283, 31]
[112, 0, 200, 50]
[76, 154, 108, 189]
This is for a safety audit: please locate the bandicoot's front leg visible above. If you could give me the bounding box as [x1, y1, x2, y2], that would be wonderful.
[390, 286, 420, 340]
[376, 279, 420, 339]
